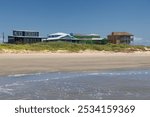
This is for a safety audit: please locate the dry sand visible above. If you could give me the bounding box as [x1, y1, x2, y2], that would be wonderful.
[0, 51, 150, 76]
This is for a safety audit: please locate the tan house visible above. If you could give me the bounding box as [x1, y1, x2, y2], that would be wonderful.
[108, 32, 134, 44]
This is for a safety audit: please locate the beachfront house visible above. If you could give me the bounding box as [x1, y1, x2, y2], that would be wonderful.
[42, 32, 75, 42]
[71, 33, 105, 44]
[107, 32, 134, 44]
[43, 32, 104, 44]
[8, 30, 43, 44]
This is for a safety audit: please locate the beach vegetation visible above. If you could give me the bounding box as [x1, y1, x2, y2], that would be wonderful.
[0, 42, 149, 53]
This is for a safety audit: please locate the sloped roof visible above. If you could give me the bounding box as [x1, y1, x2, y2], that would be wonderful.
[111, 32, 133, 36]
[43, 32, 75, 41]
[48, 32, 69, 37]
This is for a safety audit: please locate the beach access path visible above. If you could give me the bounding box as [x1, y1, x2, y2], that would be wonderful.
[0, 51, 150, 76]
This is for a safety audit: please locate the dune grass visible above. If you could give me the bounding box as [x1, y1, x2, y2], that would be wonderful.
[0, 41, 149, 53]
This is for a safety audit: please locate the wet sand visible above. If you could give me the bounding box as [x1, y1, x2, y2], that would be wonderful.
[0, 51, 150, 76]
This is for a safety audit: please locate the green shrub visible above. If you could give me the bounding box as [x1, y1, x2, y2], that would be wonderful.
[0, 42, 149, 52]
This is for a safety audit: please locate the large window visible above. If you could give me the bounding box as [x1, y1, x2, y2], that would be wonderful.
[13, 31, 23, 36]
[48, 35, 61, 38]
[13, 30, 39, 37]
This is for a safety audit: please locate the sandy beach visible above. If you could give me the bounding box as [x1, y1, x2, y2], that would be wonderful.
[1, 51, 150, 100]
[0, 51, 150, 76]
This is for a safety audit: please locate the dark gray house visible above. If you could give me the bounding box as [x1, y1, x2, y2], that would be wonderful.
[8, 30, 43, 44]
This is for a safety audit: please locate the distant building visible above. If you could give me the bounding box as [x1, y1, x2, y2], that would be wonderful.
[107, 32, 134, 44]
[73, 33, 100, 39]
[42, 32, 75, 42]
[43, 33, 104, 44]
[72, 33, 104, 44]
[8, 30, 43, 44]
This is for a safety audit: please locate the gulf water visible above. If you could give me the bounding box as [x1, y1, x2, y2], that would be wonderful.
[0, 69, 150, 100]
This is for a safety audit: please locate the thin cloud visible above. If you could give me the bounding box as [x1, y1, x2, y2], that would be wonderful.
[133, 37, 150, 46]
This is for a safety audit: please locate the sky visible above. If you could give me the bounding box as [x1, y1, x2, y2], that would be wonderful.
[0, 0, 150, 45]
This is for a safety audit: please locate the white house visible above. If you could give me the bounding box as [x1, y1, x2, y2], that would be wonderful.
[42, 32, 75, 41]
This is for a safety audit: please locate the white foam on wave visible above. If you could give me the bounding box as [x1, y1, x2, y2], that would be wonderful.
[87, 70, 150, 76]
[8, 74, 29, 77]
[25, 78, 49, 83]
[51, 72, 90, 80]
[88, 73, 100, 75]
[52, 77, 61, 80]
[8, 72, 43, 78]
[0, 86, 13, 95]
[5, 83, 24, 87]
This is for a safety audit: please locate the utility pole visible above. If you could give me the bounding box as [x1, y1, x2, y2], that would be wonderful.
[2, 32, 4, 43]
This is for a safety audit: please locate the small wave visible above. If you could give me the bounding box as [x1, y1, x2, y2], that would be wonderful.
[88, 73, 100, 75]
[25, 79, 49, 83]
[5, 83, 24, 87]
[8, 72, 43, 78]
[8, 74, 29, 77]
[97, 71, 150, 76]
[0, 87, 13, 95]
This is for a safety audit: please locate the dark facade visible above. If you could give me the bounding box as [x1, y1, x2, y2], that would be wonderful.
[108, 32, 134, 44]
[8, 30, 42, 44]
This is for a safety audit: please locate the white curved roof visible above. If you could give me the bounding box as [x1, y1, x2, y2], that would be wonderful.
[50, 32, 69, 36]
[43, 32, 74, 41]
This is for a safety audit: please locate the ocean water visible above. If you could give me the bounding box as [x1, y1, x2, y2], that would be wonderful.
[0, 69, 150, 100]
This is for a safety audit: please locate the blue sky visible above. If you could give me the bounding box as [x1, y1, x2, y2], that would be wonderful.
[0, 0, 150, 44]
